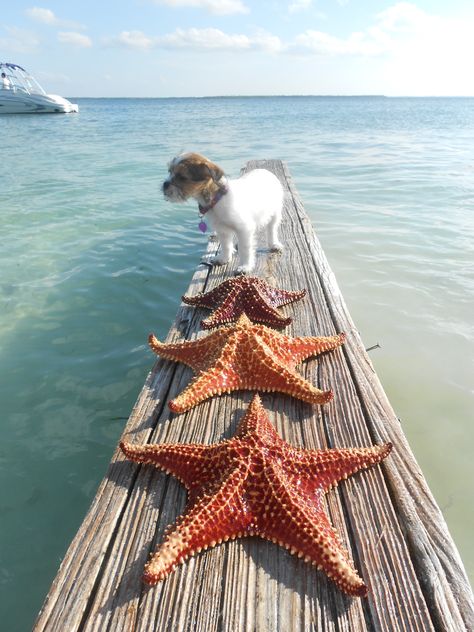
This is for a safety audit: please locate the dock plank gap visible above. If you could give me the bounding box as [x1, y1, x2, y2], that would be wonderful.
[34, 160, 474, 632]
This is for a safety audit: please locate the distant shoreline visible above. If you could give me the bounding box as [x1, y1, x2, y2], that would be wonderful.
[70, 94, 473, 100]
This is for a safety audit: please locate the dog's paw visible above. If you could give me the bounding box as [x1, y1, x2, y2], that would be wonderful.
[210, 255, 230, 266]
[269, 241, 284, 252]
[235, 264, 254, 275]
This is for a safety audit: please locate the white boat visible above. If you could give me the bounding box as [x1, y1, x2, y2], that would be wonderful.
[0, 63, 78, 114]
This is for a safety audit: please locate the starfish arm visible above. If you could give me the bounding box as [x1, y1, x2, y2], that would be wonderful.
[235, 334, 334, 404]
[148, 329, 231, 372]
[143, 466, 252, 584]
[300, 443, 393, 492]
[120, 441, 220, 490]
[233, 394, 282, 444]
[272, 501, 367, 597]
[261, 285, 307, 308]
[260, 463, 367, 597]
[182, 279, 232, 309]
[168, 361, 241, 413]
[259, 330, 346, 368]
[201, 287, 245, 329]
[240, 284, 292, 327]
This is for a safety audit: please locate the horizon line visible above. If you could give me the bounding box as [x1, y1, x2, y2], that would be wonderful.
[67, 94, 474, 99]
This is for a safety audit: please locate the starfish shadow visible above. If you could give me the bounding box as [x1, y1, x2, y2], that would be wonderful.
[125, 362, 197, 436]
[236, 538, 356, 619]
[257, 391, 320, 424]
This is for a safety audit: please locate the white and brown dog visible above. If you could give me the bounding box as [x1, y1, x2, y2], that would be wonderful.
[163, 152, 284, 274]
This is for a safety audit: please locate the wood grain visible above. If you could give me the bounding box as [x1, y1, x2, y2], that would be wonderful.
[34, 160, 474, 632]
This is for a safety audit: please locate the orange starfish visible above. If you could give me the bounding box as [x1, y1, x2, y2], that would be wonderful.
[182, 276, 306, 329]
[120, 394, 392, 596]
[149, 314, 345, 413]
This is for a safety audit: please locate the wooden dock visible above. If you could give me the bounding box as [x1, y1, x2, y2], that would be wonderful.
[34, 160, 474, 631]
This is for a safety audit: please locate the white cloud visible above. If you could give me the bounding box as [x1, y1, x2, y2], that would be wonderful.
[288, 0, 312, 14]
[376, 2, 427, 32]
[25, 7, 57, 25]
[107, 30, 155, 50]
[58, 31, 92, 48]
[374, 3, 474, 95]
[150, 0, 249, 16]
[0, 26, 40, 53]
[251, 30, 283, 53]
[292, 2, 474, 62]
[106, 27, 282, 53]
[159, 27, 250, 50]
[25, 7, 85, 30]
[294, 29, 386, 56]
[289, 2, 474, 94]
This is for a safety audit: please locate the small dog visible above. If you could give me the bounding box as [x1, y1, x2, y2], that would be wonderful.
[163, 152, 284, 274]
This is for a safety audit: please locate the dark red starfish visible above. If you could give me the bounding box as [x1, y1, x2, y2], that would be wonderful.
[182, 276, 306, 329]
[120, 394, 392, 597]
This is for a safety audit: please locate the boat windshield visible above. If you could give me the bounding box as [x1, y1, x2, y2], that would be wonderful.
[0, 62, 47, 96]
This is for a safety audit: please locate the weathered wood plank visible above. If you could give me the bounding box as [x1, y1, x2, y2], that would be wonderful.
[272, 160, 474, 632]
[34, 160, 474, 632]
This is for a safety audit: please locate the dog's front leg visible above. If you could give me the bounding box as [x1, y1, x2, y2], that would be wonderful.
[266, 215, 283, 252]
[211, 227, 235, 266]
[235, 229, 255, 275]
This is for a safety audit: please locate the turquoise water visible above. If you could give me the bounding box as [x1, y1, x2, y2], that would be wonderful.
[1, 97, 473, 630]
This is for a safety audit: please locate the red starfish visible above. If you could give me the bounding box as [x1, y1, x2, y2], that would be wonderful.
[149, 314, 345, 413]
[120, 394, 392, 597]
[182, 276, 306, 329]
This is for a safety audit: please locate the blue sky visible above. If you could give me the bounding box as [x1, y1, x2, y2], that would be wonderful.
[1, 1, 473, 97]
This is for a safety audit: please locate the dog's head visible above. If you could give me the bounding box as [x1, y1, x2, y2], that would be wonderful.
[163, 153, 225, 204]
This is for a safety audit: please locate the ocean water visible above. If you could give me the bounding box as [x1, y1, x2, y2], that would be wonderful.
[1, 97, 473, 630]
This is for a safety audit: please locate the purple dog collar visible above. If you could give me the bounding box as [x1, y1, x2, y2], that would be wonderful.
[198, 185, 228, 233]
[198, 185, 229, 215]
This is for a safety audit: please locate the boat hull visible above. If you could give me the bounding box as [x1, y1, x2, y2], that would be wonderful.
[0, 92, 78, 114]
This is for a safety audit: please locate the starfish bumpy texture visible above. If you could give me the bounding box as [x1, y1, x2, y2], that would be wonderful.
[149, 313, 345, 413]
[182, 276, 306, 329]
[120, 394, 392, 597]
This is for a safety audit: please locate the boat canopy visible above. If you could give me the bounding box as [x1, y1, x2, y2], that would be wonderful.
[1, 62, 26, 72]
[1, 62, 47, 96]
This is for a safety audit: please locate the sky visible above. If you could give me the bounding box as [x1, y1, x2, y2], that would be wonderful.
[1, 0, 474, 97]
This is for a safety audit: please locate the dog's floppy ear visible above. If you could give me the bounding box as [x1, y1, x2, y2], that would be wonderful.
[189, 161, 224, 183]
[208, 163, 225, 183]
